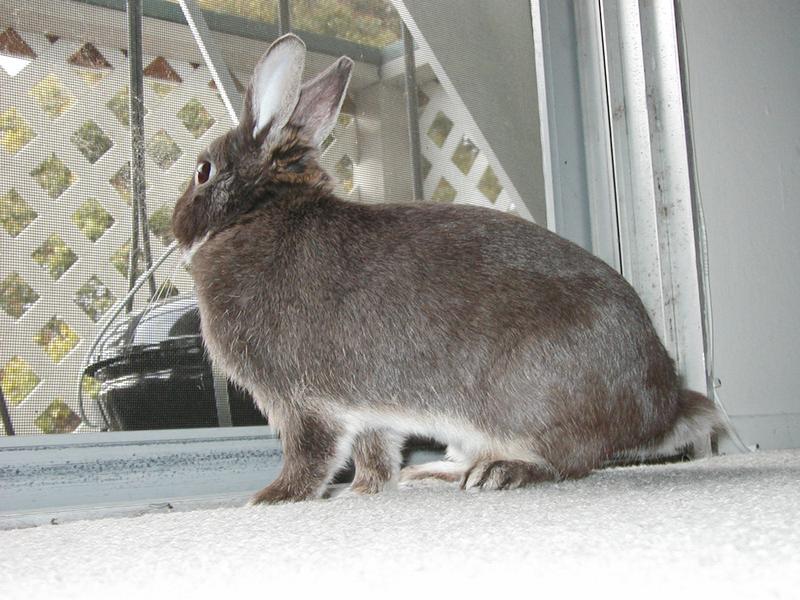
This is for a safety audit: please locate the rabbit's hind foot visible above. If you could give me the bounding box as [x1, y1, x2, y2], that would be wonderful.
[461, 459, 558, 490]
[399, 460, 467, 484]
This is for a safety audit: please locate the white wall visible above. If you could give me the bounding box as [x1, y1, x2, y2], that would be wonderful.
[679, 0, 800, 449]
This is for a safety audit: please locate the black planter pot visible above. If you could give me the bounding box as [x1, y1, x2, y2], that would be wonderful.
[85, 295, 266, 431]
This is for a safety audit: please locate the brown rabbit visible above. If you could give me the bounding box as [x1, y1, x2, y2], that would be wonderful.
[172, 34, 722, 504]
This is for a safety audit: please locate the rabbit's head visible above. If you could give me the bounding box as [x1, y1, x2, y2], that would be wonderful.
[172, 34, 353, 250]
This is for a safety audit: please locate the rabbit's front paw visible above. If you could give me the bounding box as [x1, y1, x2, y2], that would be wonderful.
[461, 459, 556, 491]
[349, 475, 389, 495]
[249, 481, 315, 505]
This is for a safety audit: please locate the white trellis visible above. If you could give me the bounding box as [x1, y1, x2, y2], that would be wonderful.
[0, 26, 361, 435]
[418, 79, 522, 215]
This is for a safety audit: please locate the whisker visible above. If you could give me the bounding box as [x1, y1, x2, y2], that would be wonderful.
[138, 249, 184, 323]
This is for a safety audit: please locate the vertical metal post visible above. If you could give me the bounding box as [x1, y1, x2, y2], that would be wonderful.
[0, 387, 14, 436]
[126, 0, 157, 311]
[278, 0, 292, 35]
[402, 23, 424, 202]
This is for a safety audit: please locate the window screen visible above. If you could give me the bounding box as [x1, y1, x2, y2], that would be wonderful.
[1, 0, 543, 436]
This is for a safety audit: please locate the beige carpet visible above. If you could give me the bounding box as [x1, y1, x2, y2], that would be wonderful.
[1, 449, 798, 599]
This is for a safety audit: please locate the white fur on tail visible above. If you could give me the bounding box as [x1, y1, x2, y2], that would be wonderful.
[637, 391, 726, 460]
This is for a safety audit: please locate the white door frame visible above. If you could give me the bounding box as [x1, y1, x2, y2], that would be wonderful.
[535, 0, 707, 397]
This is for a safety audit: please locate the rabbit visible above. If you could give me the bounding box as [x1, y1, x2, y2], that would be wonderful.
[172, 33, 724, 504]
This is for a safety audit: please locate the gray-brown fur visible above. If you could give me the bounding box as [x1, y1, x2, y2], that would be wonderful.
[350, 429, 403, 494]
[462, 460, 556, 491]
[172, 34, 723, 504]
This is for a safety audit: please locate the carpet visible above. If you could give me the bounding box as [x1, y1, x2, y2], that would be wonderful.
[1, 449, 798, 599]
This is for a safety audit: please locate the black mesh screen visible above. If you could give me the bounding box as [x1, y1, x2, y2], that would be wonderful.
[1, 0, 540, 436]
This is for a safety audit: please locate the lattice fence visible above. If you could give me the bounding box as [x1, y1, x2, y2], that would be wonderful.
[0, 25, 361, 435]
[417, 79, 521, 216]
[1, 22, 521, 436]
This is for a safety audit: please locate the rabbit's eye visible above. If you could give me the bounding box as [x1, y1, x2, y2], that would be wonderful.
[195, 160, 215, 185]
[284, 158, 305, 173]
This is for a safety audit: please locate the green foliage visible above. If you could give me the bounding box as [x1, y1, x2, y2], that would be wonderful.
[29, 74, 74, 118]
[193, 0, 277, 22]
[72, 120, 113, 164]
[74, 275, 115, 322]
[35, 398, 81, 434]
[0, 357, 40, 407]
[30, 154, 76, 199]
[338, 113, 353, 128]
[110, 162, 132, 204]
[452, 136, 479, 175]
[181, 0, 401, 46]
[110, 239, 144, 279]
[147, 130, 182, 170]
[148, 204, 174, 245]
[34, 317, 79, 363]
[150, 81, 176, 98]
[72, 198, 114, 242]
[335, 155, 354, 192]
[31, 234, 77, 280]
[178, 98, 215, 138]
[0, 188, 37, 237]
[427, 112, 453, 148]
[0, 107, 36, 154]
[106, 86, 148, 126]
[0, 272, 39, 319]
[431, 177, 456, 203]
[81, 375, 100, 401]
[291, 0, 400, 47]
[477, 166, 502, 204]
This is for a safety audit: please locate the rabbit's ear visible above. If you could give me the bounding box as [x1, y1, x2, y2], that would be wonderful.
[289, 56, 353, 148]
[247, 33, 306, 141]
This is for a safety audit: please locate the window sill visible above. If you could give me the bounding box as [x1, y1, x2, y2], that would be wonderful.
[0, 426, 282, 529]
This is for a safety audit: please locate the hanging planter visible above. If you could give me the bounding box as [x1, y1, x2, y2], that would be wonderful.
[85, 295, 265, 431]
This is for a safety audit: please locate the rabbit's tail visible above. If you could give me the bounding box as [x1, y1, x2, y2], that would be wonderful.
[614, 390, 726, 464]
[642, 390, 727, 459]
